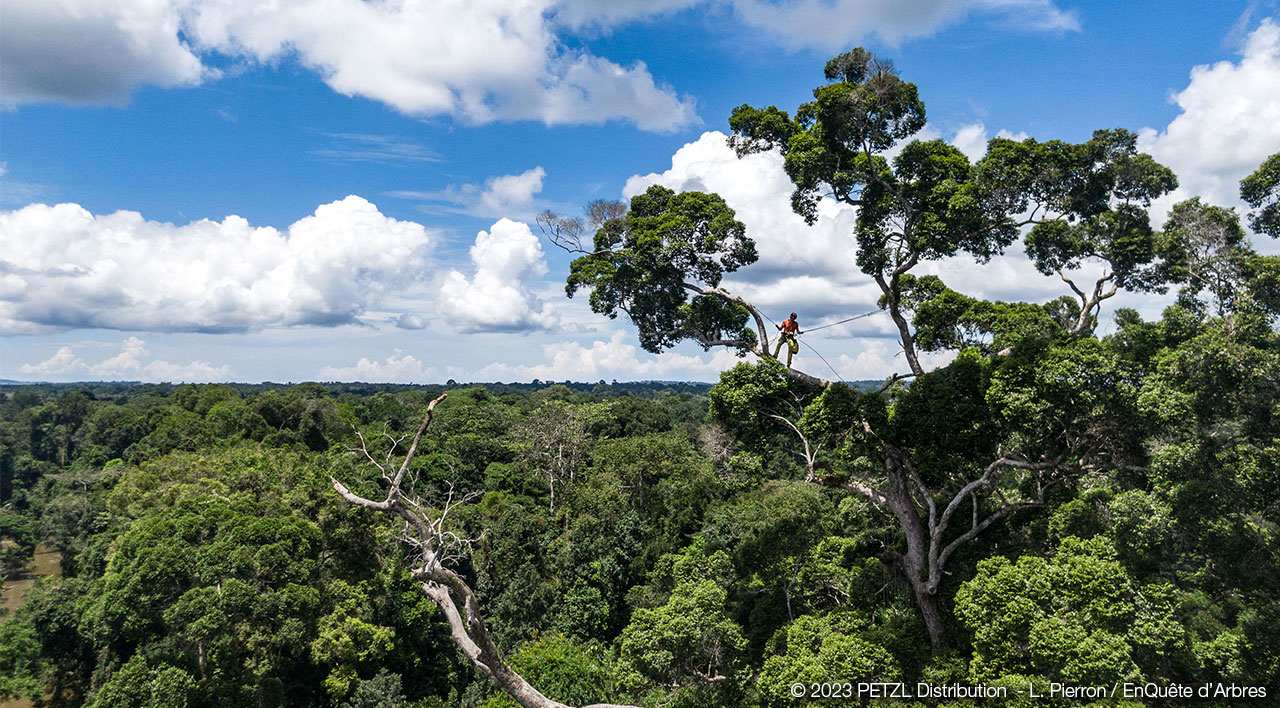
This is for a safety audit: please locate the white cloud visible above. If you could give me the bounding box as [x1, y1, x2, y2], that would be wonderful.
[0, 196, 434, 334]
[730, 0, 1078, 50]
[466, 327, 950, 383]
[2, 0, 1084, 124]
[19, 337, 232, 382]
[318, 350, 437, 383]
[393, 167, 548, 219]
[1139, 19, 1280, 221]
[828, 340, 957, 380]
[952, 123, 991, 162]
[18, 346, 82, 378]
[0, 0, 209, 106]
[942, 123, 1031, 162]
[1, 0, 696, 131]
[480, 168, 547, 215]
[395, 314, 427, 330]
[439, 218, 559, 333]
[473, 330, 742, 382]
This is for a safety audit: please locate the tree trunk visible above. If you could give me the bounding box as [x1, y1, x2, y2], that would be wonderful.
[883, 462, 945, 653]
[876, 273, 925, 376]
[912, 584, 946, 655]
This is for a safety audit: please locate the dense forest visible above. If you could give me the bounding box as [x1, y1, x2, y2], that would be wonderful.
[5, 48, 1280, 707]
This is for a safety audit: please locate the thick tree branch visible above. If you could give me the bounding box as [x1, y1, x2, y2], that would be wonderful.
[926, 456, 1063, 592]
[681, 281, 771, 354]
[1060, 270, 1119, 334]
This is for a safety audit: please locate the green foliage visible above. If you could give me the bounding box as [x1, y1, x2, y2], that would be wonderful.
[729, 50, 1025, 278]
[86, 653, 195, 708]
[903, 274, 1070, 354]
[0, 507, 38, 575]
[618, 576, 746, 691]
[956, 536, 1191, 685]
[1159, 198, 1252, 315]
[0, 610, 46, 701]
[340, 669, 410, 708]
[758, 613, 899, 707]
[990, 129, 1178, 288]
[1240, 151, 1280, 238]
[707, 359, 803, 452]
[889, 351, 997, 481]
[479, 634, 616, 708]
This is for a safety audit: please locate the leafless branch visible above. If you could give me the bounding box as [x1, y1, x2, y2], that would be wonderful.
[332, 393, 640, 708]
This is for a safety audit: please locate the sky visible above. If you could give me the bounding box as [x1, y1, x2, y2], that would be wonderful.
[3, 0, 1280, 384]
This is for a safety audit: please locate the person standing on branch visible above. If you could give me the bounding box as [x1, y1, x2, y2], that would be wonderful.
[773, 312, 802, 366]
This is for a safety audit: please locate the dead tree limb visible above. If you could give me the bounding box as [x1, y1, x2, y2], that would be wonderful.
[331, 392, 642, 708]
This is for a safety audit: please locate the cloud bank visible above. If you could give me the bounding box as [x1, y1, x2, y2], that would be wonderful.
[2, 0, 1080, 127]
[1, 0, 696, 131]
[21, 337, 232, 382]
[0, 196, 433, 334]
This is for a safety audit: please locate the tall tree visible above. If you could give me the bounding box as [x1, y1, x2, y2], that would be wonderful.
[729, 50, 1178, 369]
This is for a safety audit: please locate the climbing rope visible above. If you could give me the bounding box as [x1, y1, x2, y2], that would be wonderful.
[798, 338, 847, 382]
[802, 309, 882, 333]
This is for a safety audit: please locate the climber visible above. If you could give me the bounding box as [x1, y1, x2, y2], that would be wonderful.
[772, 312, 803, 367]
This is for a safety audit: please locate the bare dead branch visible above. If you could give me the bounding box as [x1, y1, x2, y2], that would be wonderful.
[332, 393, 642, 708]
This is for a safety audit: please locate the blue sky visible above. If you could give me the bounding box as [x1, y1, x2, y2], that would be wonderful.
[3, 0, 1280, 384]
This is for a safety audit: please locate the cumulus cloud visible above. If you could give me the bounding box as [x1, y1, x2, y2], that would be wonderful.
[318, 350, 437, 383]
[0, 196, 433, 334]
[0, 0, 209, 106]
[2, 0, 695, 131]
[18, 346, 83, 378]
[19, 337, 232, 382]
[827, 340, 957, 380]
[1139, 19, 1280, 221]
[392, 167, 548, 220]
[3, 0, 1084, 123]
[439, 218, 559, 333]
[944, 123, 1031, 162]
